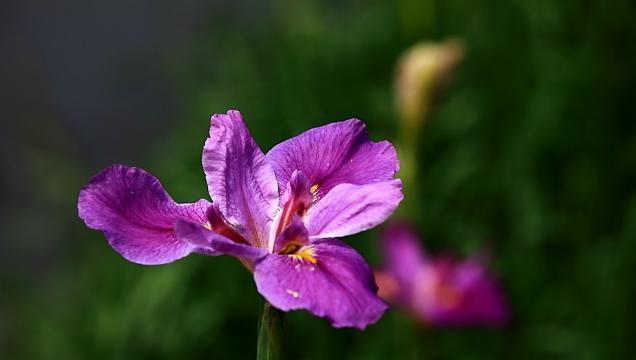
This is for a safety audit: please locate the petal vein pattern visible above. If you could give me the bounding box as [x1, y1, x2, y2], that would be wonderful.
[203, 110, 279, 247]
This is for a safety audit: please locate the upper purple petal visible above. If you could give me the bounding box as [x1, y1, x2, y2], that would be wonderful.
[306, 180, 403, 239]
[77, 165, 210, 265]
[203, 110, 279, 248]
[253, 238, 388, 329]
[266, 119, 399, 201]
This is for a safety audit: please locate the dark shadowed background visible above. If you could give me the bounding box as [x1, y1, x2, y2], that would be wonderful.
[2, 0, 635, 358]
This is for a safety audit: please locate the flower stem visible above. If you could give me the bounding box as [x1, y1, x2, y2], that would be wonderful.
[257, 301, 285, 360]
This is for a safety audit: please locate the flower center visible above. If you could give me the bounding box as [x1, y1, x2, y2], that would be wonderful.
[278, 242, 318, 264]
[435, 284, 462, 309]
[272, 175, 313, 245]
[206, 206, 250, 245]
[276, 200, 309, 239]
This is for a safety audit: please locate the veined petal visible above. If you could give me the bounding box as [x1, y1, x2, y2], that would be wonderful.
[77, 165, 210, 265]
[306, 179, 403, 239]
[203, 110, 279, 247]
[175, 220, 268, 260]
[266, 119, 399, 201]
[254, 239, 388, 329]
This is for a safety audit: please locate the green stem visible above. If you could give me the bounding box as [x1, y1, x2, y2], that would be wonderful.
[257, 301, 285, 360]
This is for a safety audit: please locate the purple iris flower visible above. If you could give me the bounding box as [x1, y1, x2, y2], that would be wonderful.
[375, 223, 509, 327]
[78, 110, 402, 329]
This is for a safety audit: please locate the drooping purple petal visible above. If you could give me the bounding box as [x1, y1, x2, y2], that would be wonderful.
[175, 220, 268, 260]
[203, 110, 279, 248]
[306, 179, 403, 239]
[266, 119, 399, 200]
[254, 238, 388, 329]
[77, 165, 210, 265]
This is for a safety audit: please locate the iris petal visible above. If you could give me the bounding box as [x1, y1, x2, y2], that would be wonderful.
[269, 171, 312, 249]
[273, 215, 309, 254]
[254, 238, 388, 329]
[306, 179, 403, 239]
[266, 119, 399, 201]
[175, 220, 268, 261]
[203, 110, 279, 247]
[77, 165, 210, 265]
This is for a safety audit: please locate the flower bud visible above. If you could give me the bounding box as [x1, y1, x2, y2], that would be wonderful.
[394, 39, 465, 131]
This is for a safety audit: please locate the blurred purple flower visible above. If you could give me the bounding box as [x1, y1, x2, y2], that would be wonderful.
[78, 110, 402, 329]
[376, 223, 509, 327]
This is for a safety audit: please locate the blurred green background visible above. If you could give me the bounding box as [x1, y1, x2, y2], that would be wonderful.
[2, 0, 635, 358]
